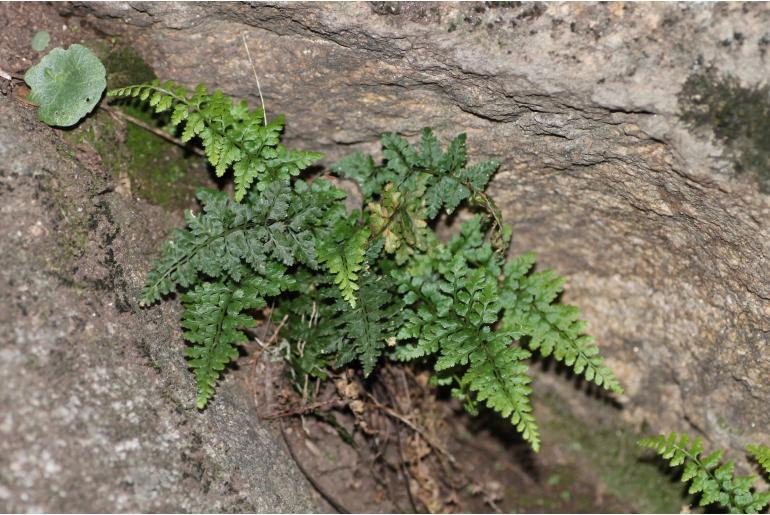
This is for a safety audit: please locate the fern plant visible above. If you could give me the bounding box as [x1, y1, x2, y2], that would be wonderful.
[639, 433, 770, 514]
[109, 81, 622, 451]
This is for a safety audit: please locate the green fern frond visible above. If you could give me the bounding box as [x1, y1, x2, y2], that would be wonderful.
[747, 444, 770, 478]
[639, 433, 770, 514]
[500, 260, 623, 394]
[332, 151, 383, 199]
[392, 221, 541, 450]
[318, 217, 370, 308]
[109, 80, 322, 199]
[331, 272, 402, 375]
[463, 331, 539, 451]
[140, 181, 342, 305]
[182, 271, 291, 408]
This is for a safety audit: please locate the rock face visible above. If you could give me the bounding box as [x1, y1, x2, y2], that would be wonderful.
[67, 1, 770, 457]
[0, 87, 318, 511]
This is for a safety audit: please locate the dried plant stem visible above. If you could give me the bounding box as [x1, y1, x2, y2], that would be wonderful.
[101, 104, 204, 157]
[241, 32, 267, 126]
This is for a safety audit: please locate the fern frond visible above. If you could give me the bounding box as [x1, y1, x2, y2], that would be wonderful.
[182, 271, 290, 408]
[318, 217, 370, 308]
[463, 331, 538, 451]
[109, 80, 323, 200]
[500, 259, 623, 394]
[333, 128, 505, 259]
[140, 181, 341, 305]
[639, 433, 770, 513]
[331, 272, 402, 375]
[747, 444, 770, 478]
[276, 268, 401, 383]
[392, 225, 540, 450]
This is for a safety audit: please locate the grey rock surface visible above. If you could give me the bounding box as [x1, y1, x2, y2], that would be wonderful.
[0, 96, 319, 512]
[68, 1, 770, 456]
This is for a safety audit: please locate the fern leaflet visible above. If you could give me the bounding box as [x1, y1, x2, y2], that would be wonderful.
[318, 217, 370, 308]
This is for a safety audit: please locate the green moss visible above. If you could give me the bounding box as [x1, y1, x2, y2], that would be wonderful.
[65, 41, 211, 209]
[538, 391, 687, 513]
[120, 102, 208, 208]
[679, 67, 770, 192]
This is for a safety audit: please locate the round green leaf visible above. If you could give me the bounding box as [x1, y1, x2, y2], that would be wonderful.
[30, 31, 50, 52]
[24, 44, 106, 127]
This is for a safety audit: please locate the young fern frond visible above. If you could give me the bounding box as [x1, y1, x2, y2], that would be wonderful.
[639, 432, 770, 514]
[108, 80, 323, 200]
[318, 217, 370, 308]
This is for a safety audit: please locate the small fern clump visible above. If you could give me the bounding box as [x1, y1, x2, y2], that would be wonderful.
[639, 433, 770, 514]
[110, 80, 622, 450]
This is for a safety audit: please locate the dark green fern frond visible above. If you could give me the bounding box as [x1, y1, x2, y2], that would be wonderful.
[330, 272, 402, 375]
[181, 270, 291, 408]
[639, 433, 770, 514]
[333, 128, 506, 255]
[276, 267, 401, 384]
[108, 80, 323, 200]
[747, 444, 770, 478]
[140, 181, 343, 305]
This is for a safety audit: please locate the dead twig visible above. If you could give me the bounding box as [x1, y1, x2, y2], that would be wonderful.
[247, 311, 286, 415]
[264, 398, 345, 419]
[365, 394, 457, 466]
[101, 103, 205, 157]
[0, 68, 24, 81]
[241, 32, 267, 126]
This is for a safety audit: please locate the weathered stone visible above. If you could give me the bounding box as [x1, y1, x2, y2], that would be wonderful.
[0, 91, 318, 512]
[68, 1, 770, 459]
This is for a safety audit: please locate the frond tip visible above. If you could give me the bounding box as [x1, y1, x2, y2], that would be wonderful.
[109, 80, 323, 200]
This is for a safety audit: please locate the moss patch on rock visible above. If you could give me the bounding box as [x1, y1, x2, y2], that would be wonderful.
[67, 41, 211, 210]
[679, 67, 770, 192]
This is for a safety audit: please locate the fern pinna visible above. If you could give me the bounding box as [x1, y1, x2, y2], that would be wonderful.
[639, 433, 770, 514]
[110, 81, 621, 450]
